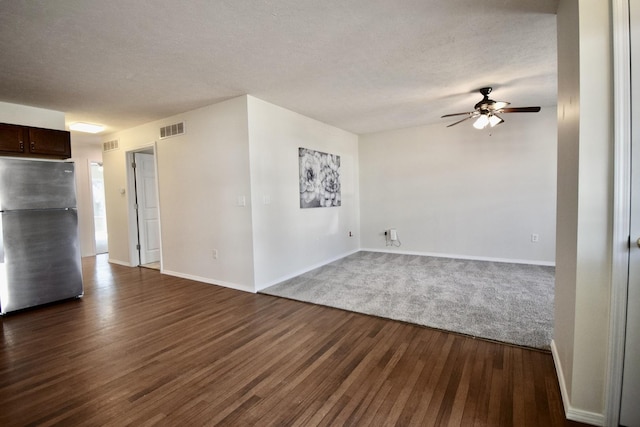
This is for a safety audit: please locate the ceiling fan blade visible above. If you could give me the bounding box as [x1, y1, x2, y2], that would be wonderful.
[446, 115, 475, 127]
[441, 111, 475, 118]
[500, 106, 541, 113]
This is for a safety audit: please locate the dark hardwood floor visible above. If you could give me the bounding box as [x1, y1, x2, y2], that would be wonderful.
[0, 255, 587, 426]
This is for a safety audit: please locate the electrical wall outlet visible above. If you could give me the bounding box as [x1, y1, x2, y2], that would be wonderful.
[531, 234, 539, 243]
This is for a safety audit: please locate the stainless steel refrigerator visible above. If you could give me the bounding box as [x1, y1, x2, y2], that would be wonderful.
[0, 158, 83, 314]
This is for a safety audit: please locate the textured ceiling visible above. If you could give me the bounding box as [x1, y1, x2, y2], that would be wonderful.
[0, 0, 558, 135]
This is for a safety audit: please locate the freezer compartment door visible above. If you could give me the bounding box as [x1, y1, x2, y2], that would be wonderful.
[0, 158, 76, 210]
[0, 209, 83, 314]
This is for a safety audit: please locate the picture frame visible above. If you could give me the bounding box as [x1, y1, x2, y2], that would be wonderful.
[299, 147, 341, 208]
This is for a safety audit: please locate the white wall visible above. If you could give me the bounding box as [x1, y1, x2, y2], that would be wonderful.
[0, 101, 65, 130]
[102, 95, 359, 292]
[102, 96, 256, 291]
[553, 0, 613, 424]
[102, 144, 131, 265]
[247, 96, 360, 290]
[70, 133, 103, 257]
[359, 108, 557, 265]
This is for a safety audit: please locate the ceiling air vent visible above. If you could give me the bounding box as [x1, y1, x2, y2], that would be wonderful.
[103, 139, 119, 152]
[160, 121, 185, 139]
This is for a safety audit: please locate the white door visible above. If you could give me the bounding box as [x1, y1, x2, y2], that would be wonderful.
[134, 152, 160, 265]
[621, 1, 640, 424]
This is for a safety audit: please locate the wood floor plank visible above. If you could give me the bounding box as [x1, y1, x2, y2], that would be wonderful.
[511, 345, 527, 426]
[0, 255, 589, 426]
[332, 340, 410, 425]
[445, 338, 478, 426]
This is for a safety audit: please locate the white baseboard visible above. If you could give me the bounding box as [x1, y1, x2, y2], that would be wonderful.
[106, 259, 255, 294]
[255, 248, 360, 292]
[108, 254, 362, 295]
[161, 269, 254, 294]
[108, 258, 133, 267]
[360, 248, 555, 267]
[551, 340, 605, 426]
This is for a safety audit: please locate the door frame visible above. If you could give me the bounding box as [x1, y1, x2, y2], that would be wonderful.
[126, 143, 162, 268]
[608, 0, 632, 425]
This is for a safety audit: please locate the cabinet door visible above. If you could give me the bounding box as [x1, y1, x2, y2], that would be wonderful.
[0, 123, 27, 155]
[28, 127, 71, 158]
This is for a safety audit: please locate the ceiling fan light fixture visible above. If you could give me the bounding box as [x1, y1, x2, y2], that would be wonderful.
[493, 101, 509, 110]
[488, 114, 503, 127]
[473, 114, 489, 129]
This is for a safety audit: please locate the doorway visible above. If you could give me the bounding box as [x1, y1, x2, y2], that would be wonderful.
[127, 147, 161, 270]
[90, 162, 108, 254]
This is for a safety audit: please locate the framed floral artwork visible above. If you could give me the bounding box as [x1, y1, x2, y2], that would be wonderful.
[299, 147, 341, 208]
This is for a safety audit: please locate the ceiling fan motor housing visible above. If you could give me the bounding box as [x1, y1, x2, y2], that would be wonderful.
[475, 87, 495, 112]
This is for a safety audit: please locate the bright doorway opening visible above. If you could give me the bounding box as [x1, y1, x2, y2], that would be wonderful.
[90, 162, 108, 254]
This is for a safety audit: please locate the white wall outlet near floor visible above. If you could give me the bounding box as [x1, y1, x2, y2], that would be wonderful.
[531, 234, 539, 243]
[212, 249, 218, 259]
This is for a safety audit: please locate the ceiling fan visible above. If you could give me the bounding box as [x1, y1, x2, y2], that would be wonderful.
[441, 87, 541, 129]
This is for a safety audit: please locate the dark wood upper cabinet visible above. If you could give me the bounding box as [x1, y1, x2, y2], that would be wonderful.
[28, 127, 71, 158]
[0, 123, 71, 159]
[0, 123, 27, 155]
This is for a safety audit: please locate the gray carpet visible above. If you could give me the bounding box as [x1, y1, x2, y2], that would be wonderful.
[260, 251, 554, 350]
